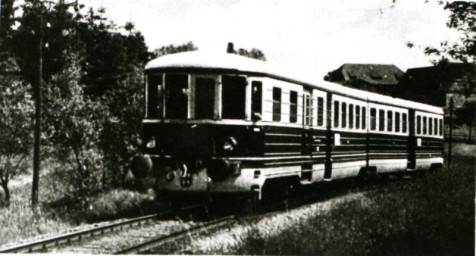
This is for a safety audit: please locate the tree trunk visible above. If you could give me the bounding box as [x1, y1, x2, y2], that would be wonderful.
[0, 182, 10, 207]
[469, 122, 473, 143]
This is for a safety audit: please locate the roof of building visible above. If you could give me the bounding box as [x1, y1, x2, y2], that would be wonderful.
[399, 63, 476, 86]
[145, 51, 442, 114]
[325, 63, 404, 86]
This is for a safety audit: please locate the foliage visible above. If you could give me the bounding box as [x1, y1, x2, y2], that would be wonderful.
[10, 1, 149, 97]
[421, 1, 475, 63]
[42, 53, 107, 200]
[2, 1, 151, 200]
[0, 181, 73, 246]
[151, 41, 198, 58]
[233, 47, 267, 61]
[99, 65, 144, 187]
[454, 100, 476, 140]
[0, 57, 34, 207]
[0, 0, 15, 51]
[84, 189, 155, 222]
[455, 101, 476, 126]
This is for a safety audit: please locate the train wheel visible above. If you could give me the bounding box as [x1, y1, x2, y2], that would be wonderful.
[429, 164, 442, 175]
[244, 192, 261, 215]
[281, 184, 295, 211]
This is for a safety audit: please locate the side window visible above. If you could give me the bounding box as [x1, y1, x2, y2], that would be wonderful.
[370, 108, 377, 131]
[434, 118, 438, 136]
[355, 105, 361, 129]
[387, 111, 393, 132]
[423, 116, 427, 134]
[272, 87, 282, 122]
[334, 101, 340, 128]
[147, 73, 163, 118]
[429, 117, 433, 135]
[195, 77, 215, 119]
[395, 112, 400, 132]
[222, 76, 247, 119]
[416, 115, 421, 134]
[402, 113, 407, 133]
[349, 104, 354, 129]
[341, 102, 347, 128]
[379, 109, 385, 131]
[304, 94, 312, 126]
[317, 97, 324, 126]
[251, 81, 262, 120]
[362, 106, 367, 130]
[165, 74, 188, 119]
[439, 119, 443, 136]
[289, 91, 298, 123]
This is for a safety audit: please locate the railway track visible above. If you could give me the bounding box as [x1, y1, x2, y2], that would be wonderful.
[0, 204, 205, 254]
[115, 215, 236, 254]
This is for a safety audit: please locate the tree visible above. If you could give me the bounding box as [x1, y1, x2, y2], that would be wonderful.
[455, 101, 476, 141]
[43, 53, 108, 200]
[411, 1, 476, 63]
[0, 57, 34, 207]
[9, 1, 150, 195]
[100, 65, 143, 187]
[0, 0, 15, 52]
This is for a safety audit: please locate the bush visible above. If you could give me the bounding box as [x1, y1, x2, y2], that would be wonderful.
[84, 189, 156, 222]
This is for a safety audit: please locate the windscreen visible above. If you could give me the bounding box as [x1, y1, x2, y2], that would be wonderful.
[147, 73, 162, 118]
[195, 77, 215, 119]
[165, 74, 188, 119]
[222, 76, 247, 119]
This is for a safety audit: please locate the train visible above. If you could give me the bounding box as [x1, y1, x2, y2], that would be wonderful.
[130, 49, 444, 210]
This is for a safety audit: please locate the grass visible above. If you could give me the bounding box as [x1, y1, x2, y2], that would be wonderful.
[231, 144, 475, 255]
[0, 160, 156, 247]
[84, 189, 157, 222]
[0, 181, 73, 246]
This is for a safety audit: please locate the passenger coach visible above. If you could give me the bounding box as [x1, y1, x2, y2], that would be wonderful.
[130, 50, 444, 207]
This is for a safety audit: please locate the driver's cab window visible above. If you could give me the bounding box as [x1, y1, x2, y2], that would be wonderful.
[165, 74, 188, 119]
[222, 76, 247, 119]
[146, 73, 163, 118]
[195, 77, 215, 119]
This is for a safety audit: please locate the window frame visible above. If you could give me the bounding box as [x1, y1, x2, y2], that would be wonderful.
[341, 102, 347, 128]
[370, 108, 377, 131]
[317, 96, 324, 126]
[379, 109, 385, 131]
[349, 104, 354, 129]
[289, 90, 298, 123]
[272, 87, 282, 122]
[387, 110, 393, 132]
[395, 112, 400, 133]
[334, 100, 340, 128]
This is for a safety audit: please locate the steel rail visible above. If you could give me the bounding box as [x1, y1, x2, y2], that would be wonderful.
[115, 215, 236, 255]
[0, 204, 204, 253]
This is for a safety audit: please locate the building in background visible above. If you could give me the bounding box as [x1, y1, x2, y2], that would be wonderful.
[324, 63, 404, 96]
[397, 63, 476, 110]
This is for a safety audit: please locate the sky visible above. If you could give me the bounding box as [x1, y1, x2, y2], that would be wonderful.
[80, 0, 460, 81]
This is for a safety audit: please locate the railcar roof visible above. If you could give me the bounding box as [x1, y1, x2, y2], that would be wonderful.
[145, 51, 443, 115]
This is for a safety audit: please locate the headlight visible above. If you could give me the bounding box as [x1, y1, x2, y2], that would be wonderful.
[223, 137, 237, 152]
[165, 170, 175, 182]
[146, 136, 156, 149]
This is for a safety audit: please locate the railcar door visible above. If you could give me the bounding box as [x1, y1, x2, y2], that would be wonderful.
[324, 93, 333, 180]
[407, 109, 416, 169]
[302, 90, 313, 156]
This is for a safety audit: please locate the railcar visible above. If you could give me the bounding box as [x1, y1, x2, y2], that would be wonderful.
[130, 50, 444, 208]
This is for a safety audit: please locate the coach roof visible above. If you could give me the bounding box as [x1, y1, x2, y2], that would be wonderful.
[145, 51, 443, 115]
